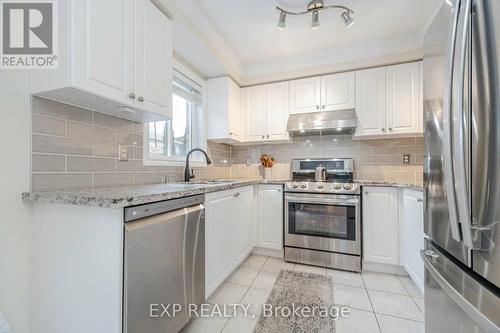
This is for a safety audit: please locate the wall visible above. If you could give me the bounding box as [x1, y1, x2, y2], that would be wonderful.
[231, 134, 424, 185]
[0, 72, 32, 333]
[31, 98, 230, 191]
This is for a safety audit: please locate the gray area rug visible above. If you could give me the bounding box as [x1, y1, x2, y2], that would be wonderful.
[253, 270, 335, 333]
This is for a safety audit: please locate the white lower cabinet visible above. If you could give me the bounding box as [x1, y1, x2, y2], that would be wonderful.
[363, 187, 399, 265]
[205, 186, 253, 297]
[257, 185, 283, 250]
[401, 189, 425, 292]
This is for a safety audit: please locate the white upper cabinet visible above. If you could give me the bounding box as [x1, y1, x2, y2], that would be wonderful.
[266, 82, 290, 141]
[207, 77, 244, 143]
[363, 187, 399, 265]
[289, 77, 321, 114]
[320, 72, 356, 111]
[30, 0, 173, 121]
[245, 86, 267, 142]
[386, 62, 422, 135]
[134, 0, 173, 117]
[355, 67, 387, 137]
[245, 83, 290, 143]
[354, 61, 423, 139]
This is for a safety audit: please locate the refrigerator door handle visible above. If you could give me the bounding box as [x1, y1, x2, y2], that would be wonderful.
[443, 0, 463, 243]
[421, 249, 500, 333]
[453, 0, 478, 250]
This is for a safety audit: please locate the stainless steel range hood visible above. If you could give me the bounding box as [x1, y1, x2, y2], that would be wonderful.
[287, 110, 357, 136]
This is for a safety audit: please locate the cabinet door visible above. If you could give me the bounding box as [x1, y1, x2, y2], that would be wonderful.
[245, 86, 267, 141]
[205, 191, 235, 295]
[363, 187, 399, 265]
[320, 72, 355, 111]
[289, 77, 321, 114]
[233, 187, 254, 263]
[386, 62, 422, 136]
[354, 68, 386, 137]
[228, 78, 244, 140]
[266, 82, 290, 141]
[134, 0, 173, 118]
[257, 185, 283, 250]
[401, 189, 424, 291]
[72, 0, 134, 106]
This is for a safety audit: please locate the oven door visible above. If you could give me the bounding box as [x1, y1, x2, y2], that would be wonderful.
[285, 192, 360, 255]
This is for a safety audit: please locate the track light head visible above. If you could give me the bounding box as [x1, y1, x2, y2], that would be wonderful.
[278, 11, 286, 30]
[341, 11, 354, 29]
[311, 10, 320, 30]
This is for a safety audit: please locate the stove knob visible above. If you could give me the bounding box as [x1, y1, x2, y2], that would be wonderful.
[343, 184, 352, 190]
[317, 184, 324, 190]
[292, 183, 299, 189]
[300, 184, 307, 189]
[334, 184, 342, 190]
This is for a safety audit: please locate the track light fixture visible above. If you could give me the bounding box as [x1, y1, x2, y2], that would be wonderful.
[276, 0, 354, 30]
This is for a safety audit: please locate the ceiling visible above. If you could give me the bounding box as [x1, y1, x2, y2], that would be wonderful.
[162, 0, 442, 84]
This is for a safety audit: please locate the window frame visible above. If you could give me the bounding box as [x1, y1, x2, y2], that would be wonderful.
[143, 60, 207, 167]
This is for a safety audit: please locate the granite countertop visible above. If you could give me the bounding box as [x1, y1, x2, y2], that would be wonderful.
[22, 179, 288, 208]
[22, 178, 422, 209]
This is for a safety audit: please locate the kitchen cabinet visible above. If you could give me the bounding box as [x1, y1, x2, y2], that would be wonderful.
[354, 62, 422, 139]
[363, 187, 399, 265]
[205, 186, 254, 296]
[30, 0, 173, 121]
[257, 185, 283, 250]
[320, 72, 356, 111]
[401, 189, 425, 292]
[289, 77, 321, 114]
[290, 73, 355, 114]
[207, 77, 244, 143]
[245, 83, 290, 143]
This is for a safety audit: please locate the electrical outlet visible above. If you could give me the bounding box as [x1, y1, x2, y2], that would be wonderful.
[403, 154, 411, 164]
[119, 145, 129, 161]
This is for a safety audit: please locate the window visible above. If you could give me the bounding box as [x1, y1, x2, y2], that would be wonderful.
[145, 69, 205, 165]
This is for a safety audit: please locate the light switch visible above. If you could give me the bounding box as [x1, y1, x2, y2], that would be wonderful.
[403, 154, 410, 164]
[119, 145, 129, 161]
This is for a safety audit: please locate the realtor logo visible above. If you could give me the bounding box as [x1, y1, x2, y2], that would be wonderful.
[1, 0, 58, 69]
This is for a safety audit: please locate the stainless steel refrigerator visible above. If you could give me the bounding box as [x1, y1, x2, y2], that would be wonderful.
[423, 0, 500, 332]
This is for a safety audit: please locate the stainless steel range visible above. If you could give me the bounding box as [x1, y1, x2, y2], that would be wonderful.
[284, 158, 361, 272]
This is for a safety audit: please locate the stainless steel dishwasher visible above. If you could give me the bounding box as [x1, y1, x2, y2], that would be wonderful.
[123, 195, 205, 333]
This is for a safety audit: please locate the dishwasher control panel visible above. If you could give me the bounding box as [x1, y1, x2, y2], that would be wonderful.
[124, 195, 205, 222]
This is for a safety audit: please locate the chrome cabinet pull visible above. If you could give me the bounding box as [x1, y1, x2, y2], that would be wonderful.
[417, 198, 423, 203]
[316, 105, 320, 110]
[322, 105, 325, 109]
[137, 96, 144, 102]
[233, 192, 240, 198]
[389, 128, 393, 132]
[128, 92, 135, 99]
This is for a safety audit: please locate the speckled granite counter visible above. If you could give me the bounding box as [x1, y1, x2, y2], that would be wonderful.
[357, 180, 423, 192]
[22, 179, 288, 208]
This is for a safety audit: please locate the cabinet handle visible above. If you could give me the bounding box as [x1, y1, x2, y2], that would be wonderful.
[233, 192, 240, 198]
[229, 132, 233, 136]
[365, 191, 369, 195]
[261, 135, 265, 139]
[381, 128, 386, 132]
[417, 198, 423, 203]
[128, 92, 135, 99]
[389, 128, 393, 132]
[316, 105, 320, 110]
[137, 96, 144, 102]
[322, 105, 326, 109]
[266, 134, 270, 139]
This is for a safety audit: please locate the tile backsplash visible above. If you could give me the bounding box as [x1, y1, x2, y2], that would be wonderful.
[31, 98, 230, 191]
[31, 98, 423, 190]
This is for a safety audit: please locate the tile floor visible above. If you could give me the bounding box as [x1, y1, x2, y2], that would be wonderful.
[181, 255, 425, 333]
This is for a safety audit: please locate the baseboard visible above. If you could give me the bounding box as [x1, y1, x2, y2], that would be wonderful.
[252, 247, 284, 258]
[362, 260, 408, 275]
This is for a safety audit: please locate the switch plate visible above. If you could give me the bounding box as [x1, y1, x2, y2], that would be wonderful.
[403, 154, 411, 164]
[119, 145, 128, 161]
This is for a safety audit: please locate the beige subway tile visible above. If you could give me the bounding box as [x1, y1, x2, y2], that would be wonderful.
[356, 171, 386, 182]
[116, 130, 142, 146]
[67, 157, 115, 172]
[133, 172, 163, 185]
[415, 136, 424, 145]
[132, 146, 143, 159]
[359, 155, 385, 164]
[94, 113, 134, 132]
[133, 122, 144, 135]
[93, 173, 133, 187]
[415, 172, 423, 185]
[386, 172, 416, 184]
[32, 154, 65, 172]
[32, 173, 92, 191]
[373, 146, 400, 154]
[116, 159, 147, 172]
[386, 137, 416, 146]
[93, 143, 118, 157]
[33, 134, 92, 155]
[32, 114, 65, 136]
[67, 121, 115, 143]
[400, 146, 424, 154]
[33, 97, 92, 123]
[358, 139, 387, 147]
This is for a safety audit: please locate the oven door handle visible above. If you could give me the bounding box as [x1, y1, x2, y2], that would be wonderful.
[285, 195, 359, 206]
